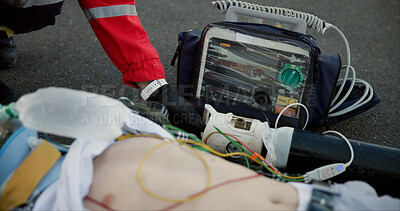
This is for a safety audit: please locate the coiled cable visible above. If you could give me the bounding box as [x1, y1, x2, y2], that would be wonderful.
[212, 0, 332, 33]
[211, 0, 373, 118]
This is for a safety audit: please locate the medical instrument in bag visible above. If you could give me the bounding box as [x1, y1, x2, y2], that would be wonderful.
[202, 104, 354, 182]
[192, 20, 319, 129]
[203, 104, 268, 159]
[210, 0, 374, 118]
[201, 103, 400, 196]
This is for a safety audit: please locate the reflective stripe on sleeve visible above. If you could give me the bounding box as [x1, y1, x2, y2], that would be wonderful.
[85, 5, 137, 21]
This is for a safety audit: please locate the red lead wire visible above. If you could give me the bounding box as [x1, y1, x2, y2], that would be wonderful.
[160, 174, 264, 211]
[83, 174, 263, 211]
[84, 195, 115, 211]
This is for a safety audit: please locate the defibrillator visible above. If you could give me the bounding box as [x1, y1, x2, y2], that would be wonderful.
[192, 21, 320, 129]
[171, 3, 379, 129]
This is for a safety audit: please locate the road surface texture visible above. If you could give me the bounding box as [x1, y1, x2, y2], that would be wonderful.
[0, 0, 399, 148]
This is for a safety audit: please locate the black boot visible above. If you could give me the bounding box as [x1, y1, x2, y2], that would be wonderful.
[0, 80, 15, 105]
[0, 31, 17, 70]
[148, 85, 205, 136]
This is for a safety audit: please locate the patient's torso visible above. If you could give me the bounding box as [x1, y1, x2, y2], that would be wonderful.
[84, 137, 298, 210]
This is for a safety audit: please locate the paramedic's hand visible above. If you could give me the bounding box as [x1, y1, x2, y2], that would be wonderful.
[148, 85, 205, 134]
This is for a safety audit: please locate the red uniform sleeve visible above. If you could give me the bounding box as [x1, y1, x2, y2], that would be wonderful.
[78, 0, 165, 88]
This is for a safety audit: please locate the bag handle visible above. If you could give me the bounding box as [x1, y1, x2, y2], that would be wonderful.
[225, 6, 307, 34]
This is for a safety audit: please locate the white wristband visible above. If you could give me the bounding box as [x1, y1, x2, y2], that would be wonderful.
[140, 79, 168, 100]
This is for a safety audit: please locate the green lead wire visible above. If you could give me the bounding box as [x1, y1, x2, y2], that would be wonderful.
[213, 126, 250, 169]
[163, 124, 202, 143]
[162, 124, 177, 139]
[162, 124, 208, 152]
[213, 126, 303, 182]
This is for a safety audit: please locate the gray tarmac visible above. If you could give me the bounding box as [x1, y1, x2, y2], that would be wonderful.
[0, 0, 399, 148]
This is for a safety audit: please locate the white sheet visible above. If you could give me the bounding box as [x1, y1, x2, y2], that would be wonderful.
[33, 112, 174, 210]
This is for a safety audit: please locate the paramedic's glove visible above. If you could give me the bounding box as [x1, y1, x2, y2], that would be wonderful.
[147, 84, 205, 134]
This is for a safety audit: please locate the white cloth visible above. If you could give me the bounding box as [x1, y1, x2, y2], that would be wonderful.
[330, 181, 400, 211]
[32, 111, 400, 210]
[290, 182, 312, 211]
[33, 113, 174, 210]
[290, 181, 400, 211]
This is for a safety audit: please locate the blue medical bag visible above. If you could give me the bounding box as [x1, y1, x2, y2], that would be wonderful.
[171, 22, 379, 128]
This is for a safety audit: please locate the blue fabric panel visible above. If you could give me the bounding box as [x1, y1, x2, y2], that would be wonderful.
[328, 80, 380, 124]
[0, 126, 65, 201]
[177, 30, 202, 99]
[308, 54, 341, 126]
[0, 127, 37, 186]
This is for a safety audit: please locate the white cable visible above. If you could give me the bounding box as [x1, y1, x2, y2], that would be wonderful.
[325, 27, 374, 117]
[327, 26, 356, 113]
[275, 103, 309, 130]
[326, 29, 373, 116]
[329, 65, 356, 113]
[304, 130, 354, 181]
[322, 130, 354, 167]
[212, 0, 374, 118]
[329, 78, 374, 117]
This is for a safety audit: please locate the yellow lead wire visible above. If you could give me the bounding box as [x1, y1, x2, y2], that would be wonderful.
[177, 140, 304, 180]
[137, 141, 212, 203]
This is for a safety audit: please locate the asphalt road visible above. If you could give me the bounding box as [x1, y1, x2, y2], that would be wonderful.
[0, 0, 399, 148]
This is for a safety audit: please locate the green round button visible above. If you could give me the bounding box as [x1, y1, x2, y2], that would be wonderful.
[282, 69, 301, 86]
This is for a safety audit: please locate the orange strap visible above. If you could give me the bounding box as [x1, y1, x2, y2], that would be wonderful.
[0, 140, 61, 210]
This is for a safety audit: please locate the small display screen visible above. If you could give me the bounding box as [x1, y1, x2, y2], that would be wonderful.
[236, 15, 299, 32]
[199, 37, 310, 118]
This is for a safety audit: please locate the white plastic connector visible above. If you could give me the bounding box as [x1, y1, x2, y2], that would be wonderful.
[305, 131, 354, 182]
[202, 104, 270, 157]
[306, 163, 347, 181]
[27, 136, 43, 150]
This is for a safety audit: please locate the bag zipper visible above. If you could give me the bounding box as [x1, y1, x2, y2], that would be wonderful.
[171, 30, 194, 67]
[170, 32, 185, 66]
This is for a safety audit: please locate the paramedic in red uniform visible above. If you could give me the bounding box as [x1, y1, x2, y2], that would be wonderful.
[78, 0, 205, 133]
[0, 0, 204, 133]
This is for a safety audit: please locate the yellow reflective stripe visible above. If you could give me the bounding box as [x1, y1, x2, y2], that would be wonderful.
[0, 141, 61, 210]
[85, 5, 137, 21]
[0, 26, 15, 37]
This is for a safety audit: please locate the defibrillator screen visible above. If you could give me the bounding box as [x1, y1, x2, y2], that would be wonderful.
[196, 28, 311, 118]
